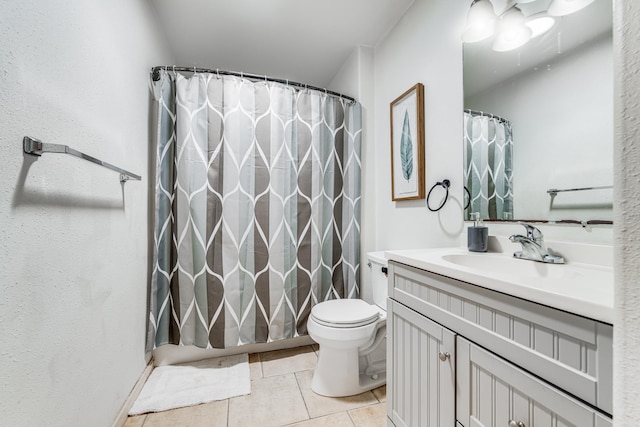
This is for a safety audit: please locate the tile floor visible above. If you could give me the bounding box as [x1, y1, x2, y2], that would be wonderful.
[123, 345, 387, 427]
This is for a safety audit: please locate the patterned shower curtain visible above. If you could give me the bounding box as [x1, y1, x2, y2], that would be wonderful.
[147, 70, 362, 350]
[463, 111, 514, 220]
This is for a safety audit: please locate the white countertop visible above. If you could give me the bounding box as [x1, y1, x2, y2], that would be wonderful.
[385, 247, 614, 324]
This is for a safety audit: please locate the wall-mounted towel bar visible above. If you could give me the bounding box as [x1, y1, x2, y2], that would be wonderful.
[23, 136, 141, 182]
[547, 185, 612, 197]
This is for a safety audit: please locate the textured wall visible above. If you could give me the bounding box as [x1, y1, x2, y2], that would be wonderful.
[613, 0, 640, 424]
[0, 1, 169, 426]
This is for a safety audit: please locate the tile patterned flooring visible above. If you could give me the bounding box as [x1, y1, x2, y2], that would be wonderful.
[124, 345, 387, 427]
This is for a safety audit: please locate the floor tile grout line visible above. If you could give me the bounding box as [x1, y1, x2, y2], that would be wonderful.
[293, 369, 313, 422]
[256, 352, 263, 378]
[346, 408, 358, 426]
[225, 397, 230, 427]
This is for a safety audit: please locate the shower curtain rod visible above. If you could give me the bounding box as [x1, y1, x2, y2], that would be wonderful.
[465, 109, 511, 125]
[151, 66, 356, 103]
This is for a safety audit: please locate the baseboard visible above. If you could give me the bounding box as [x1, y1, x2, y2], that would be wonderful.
[111, 359, 154, 427]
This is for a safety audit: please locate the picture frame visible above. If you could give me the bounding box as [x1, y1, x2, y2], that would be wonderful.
[390, 83, 425, 201]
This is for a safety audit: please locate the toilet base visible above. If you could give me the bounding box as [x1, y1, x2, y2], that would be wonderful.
[311, 346, 386, 397]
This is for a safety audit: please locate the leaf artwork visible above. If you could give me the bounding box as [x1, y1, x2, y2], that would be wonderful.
[400, 110, 413, 181]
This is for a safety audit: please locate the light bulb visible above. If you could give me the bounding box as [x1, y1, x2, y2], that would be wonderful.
[462, 0, 497, 43]
[547, 0, 596, 16]
[492, 7, 532, 52]
[525, 12, 556, 38]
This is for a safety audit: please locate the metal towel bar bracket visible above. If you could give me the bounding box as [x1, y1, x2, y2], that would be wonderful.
[23, 136, 141, 182]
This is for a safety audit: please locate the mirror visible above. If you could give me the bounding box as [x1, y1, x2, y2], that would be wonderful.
[463, 0, 613, 222]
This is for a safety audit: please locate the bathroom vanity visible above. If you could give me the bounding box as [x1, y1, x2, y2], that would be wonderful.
[384, 246, 613, 427]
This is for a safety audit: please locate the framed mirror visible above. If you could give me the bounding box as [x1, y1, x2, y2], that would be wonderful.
[463, 0, 613, 222]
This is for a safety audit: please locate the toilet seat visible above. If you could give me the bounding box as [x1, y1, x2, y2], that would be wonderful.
[310, 299, 380, 328]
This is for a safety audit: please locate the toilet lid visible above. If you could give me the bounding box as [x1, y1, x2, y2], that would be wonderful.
[311, 299, 380, 328]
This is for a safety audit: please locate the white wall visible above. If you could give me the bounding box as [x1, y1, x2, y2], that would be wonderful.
[466, 35, 614, 221]
[0, 2, 169, 426]
[613, 0, 640, 424]
[373, 0, 469, 251]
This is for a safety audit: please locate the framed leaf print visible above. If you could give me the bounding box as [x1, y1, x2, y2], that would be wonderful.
[390, 83, 425, 201]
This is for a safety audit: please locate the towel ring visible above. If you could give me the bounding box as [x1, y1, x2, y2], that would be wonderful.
[427, 179, 451, 212]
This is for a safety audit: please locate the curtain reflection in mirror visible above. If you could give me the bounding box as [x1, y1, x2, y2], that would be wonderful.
[464, 110, 513, 220]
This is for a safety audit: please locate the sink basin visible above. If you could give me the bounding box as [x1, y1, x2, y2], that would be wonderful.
[384, 246, 614, 324]
[441, 253, 581, 280]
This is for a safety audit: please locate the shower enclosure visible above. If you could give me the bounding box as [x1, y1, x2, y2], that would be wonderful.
[147, 68, 362, 355]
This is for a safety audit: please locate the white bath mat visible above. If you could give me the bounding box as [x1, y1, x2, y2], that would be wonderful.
[129, 353, 250, 415]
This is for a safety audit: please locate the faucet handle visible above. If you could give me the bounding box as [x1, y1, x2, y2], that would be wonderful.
[517, 222, 543, 242]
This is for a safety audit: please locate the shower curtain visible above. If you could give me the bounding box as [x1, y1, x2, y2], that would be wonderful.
[463, 111, 514, 220]
[147, 70, 362, 350]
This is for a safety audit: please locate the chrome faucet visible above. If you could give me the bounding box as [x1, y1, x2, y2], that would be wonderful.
[509, 223, 565, 264]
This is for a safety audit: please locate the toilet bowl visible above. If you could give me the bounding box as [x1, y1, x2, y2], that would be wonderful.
[307, 251, 388, 397]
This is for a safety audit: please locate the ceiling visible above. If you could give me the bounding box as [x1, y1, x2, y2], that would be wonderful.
[463, 0, 613, 97]
[149, 0, 415, 88]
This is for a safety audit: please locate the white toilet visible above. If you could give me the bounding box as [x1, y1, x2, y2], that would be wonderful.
[307, 251, 388, 397]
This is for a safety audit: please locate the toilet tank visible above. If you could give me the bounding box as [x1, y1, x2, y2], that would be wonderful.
[367, 251, 389, 310]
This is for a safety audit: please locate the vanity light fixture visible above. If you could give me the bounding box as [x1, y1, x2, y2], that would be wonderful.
[525, 12, 556, 38]
[462, 0, 594, 50]
[492, 6, 532, 52]
[547, 0, 596, 16]
[461, 0, 497, 43]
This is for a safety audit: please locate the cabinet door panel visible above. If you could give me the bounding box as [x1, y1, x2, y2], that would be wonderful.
[457, 336, 612, 427]
[387, 299, 455, 427]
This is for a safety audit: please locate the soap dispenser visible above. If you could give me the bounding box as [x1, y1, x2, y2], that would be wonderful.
[468, 213, 488, 252]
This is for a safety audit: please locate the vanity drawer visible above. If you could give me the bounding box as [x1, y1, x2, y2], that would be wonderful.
[388, 261, 613, 414]
[457, 336, 612, 427]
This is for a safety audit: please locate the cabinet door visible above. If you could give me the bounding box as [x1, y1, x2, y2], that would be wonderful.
[457, 337, 612, 427]
[387, 299, 456, 427]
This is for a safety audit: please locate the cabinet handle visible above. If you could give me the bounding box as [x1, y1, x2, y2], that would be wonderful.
[438, 352, 450, 361]
[508, 421, 525, 427]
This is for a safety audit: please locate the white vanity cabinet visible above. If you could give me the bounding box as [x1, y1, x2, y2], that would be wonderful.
[387, 261, 613, 427]
[387, 299, 456, 426]
[457, 337, 612, 427]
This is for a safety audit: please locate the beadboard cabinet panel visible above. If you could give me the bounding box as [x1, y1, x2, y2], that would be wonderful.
[387, 299, 456, 427]
[388, 261, 613, 414]
[457, 336, 612, 427]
